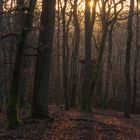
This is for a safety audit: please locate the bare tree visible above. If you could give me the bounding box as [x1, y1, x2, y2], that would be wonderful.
[81, 0, 97, 111]
[132, 0, 140, 114]
[124, 0, 134, 118]
[70, 0, 80, 108]
[7, 0, 37, 128]
[90, 0, 124, 109]
[31, 0, 56, 118]
[61, 0, 70, 110]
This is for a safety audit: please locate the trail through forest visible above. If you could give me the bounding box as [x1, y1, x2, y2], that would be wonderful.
[0, 106, 140, 140]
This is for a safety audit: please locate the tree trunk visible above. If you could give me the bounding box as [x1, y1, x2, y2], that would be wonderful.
[90, 24, 108, 108]
[61, 0, 70, 110]
[0, 0, 3, 112]
[70, 0, 80, 108]
[124, 0, 134, 118]
[16, 0, 25, 31]
[0, 0, 3, 25]
[7, 0, 37, 128]
[56, 0, 60, 106]
[16, 0, 27, 107]
[81, 0, 96, 111]
[31, 0, 56, 118]
[96, 61, 103, 107]
[132, 0, 139, 114]
[103, 23, 114, 109]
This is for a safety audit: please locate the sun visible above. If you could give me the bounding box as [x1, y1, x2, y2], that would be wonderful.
[89, 0, 94, 13]
[89, 0, 94, 8]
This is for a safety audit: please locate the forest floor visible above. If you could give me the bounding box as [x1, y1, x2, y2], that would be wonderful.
[0, 105, 140, 140]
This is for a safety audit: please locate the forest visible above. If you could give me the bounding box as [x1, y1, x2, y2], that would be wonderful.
[0, 0, 140, 139]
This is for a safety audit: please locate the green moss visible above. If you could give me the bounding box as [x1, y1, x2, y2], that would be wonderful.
[81, 97, 94, 112]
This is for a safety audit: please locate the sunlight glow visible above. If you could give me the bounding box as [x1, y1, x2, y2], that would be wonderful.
[90, 0, 94, 8]
[89, 0, 94, 13]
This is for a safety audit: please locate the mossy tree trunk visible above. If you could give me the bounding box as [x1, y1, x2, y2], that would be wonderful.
[7, 0, 37, 129]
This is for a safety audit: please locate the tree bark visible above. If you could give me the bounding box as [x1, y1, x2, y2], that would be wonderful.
[61, 0, 70, 110]
[81, 0, 96, 111]
[103, 23, 114, 109]
[0, 0, 3, 25]
[0, 0, 3, 112]
[132, 0, 140, 114]
[16, 0, 27, 107]
[90, 24, 108, 107]
[31, 0, 56, 118]
[70, 0, 80, 108]
[124, 0, 134, 118]
[7, 0, 37, 128]
[56, 0, 60, 106]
